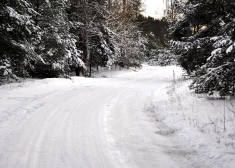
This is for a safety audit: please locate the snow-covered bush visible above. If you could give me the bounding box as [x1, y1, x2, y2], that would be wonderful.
[148, 49, 177, 66]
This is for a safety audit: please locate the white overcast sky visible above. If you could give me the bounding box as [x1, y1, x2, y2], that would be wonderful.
[142, 0, 166, 18]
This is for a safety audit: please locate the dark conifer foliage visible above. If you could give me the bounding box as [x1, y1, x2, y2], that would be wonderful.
[135, 14, 174, 66]
[29, 0, 84, 78]
[169, 0, 235, 96]
[136, 15, 169, 54]
[0, 0, 38, 78]
[136, 15, 168, 47]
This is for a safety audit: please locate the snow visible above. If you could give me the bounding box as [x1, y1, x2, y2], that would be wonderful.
[0, 65, 235, 168]
[210, 36, 222, 41]
[6, 28, 14, 32]
[151, 79, 235, 168]
[47, 49, 54, 56]
[226, 44, 234, 54]
[211, 48, 222, 56]
[6, 6, 31, 25]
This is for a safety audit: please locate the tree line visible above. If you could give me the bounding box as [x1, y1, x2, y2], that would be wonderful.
[0, 0, 148, 79]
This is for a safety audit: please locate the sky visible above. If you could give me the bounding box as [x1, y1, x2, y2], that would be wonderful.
[142, 0, 166, 19]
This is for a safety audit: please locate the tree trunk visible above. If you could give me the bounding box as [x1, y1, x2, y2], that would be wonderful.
[89, 53, 92, 77]
[123, 0, 127, 13]
[85, 29, 91, 77]
[75, 67, 80, 76]
[108, 0, 112, 11]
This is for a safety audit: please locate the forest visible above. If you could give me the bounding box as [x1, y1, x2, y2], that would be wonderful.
[1, 0, 235, 97]
[0, 0, 168, 79]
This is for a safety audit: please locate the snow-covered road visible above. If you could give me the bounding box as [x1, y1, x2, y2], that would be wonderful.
[0, 65, 182, 168]
[1, 65, 234, 168]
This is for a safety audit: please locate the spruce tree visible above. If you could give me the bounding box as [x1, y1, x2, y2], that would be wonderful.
[0, 0, 37, 78]
[30, 0, 84, 78]
[169, 0, 235, 96]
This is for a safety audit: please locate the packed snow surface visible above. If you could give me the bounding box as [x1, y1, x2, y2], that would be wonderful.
[0, 65, 235, 168]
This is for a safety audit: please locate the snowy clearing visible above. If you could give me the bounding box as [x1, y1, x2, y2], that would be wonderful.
[0, 65, 235, 168]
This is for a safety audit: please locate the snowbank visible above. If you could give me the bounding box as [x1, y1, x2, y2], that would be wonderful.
[150, 76, 235, 168]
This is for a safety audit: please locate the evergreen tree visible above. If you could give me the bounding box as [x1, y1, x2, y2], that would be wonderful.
[29, 0, 84, 78]
[169, 0, 235, 96]
[190, 0, 235, 96]
[0, 0, 38, 78]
